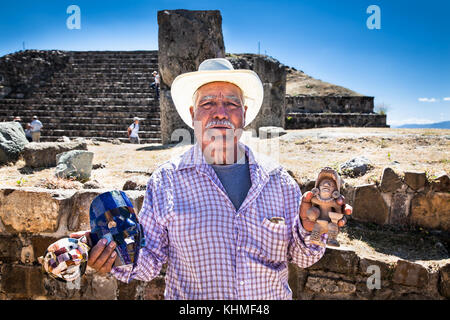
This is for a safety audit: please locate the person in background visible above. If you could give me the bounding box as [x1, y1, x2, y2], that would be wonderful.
[150, 71, 160, 100]
[127, 117, 141, 144]
[25, 123, 32, 142]
[30, 115, 43, 142]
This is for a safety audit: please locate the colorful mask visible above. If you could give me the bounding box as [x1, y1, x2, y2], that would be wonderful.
[38, 191, 145, 282]
[38, 237, 89, 282]
[89, 190, 146, 267]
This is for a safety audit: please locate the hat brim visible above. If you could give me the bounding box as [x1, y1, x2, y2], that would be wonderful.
[171, 70, 264, 129]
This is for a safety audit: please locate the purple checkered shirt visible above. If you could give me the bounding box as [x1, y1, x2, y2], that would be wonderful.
[111, 142, 327, 299]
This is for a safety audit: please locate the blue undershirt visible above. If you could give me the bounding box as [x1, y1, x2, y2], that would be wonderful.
[211, 155, 252, 211]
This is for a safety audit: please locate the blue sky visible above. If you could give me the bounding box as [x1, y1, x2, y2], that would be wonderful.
[0, 0, 448, 126]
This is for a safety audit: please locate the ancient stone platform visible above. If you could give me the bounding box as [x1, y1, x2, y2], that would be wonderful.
[0, 50, 161, 144]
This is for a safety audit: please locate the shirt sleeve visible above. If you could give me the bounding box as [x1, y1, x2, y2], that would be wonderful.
[280, 169, 327, 268]
[110, 175, 169, 283]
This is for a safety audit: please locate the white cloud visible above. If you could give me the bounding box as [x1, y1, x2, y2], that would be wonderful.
[388, 118, 436, 126]
[418, 97, 438, 102]
[443, 97, 450, 101]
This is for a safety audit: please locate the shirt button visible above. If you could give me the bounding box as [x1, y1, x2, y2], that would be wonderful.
[240, 281, 245, 286]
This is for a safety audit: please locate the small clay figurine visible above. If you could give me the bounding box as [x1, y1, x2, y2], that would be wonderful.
[306, 167, 344, 247]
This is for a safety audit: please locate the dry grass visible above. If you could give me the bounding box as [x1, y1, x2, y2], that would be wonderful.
[1, 127, 449, 190]
[0, 127, 449, 264]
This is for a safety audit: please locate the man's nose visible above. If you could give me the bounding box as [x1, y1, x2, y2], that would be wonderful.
[212, 101, 229, 119]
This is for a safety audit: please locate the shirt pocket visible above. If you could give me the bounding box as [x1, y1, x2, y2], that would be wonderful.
[257, 217, 289, 264]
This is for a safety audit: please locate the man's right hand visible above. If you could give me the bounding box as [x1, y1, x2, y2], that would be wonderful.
[70, 231, 117, 275]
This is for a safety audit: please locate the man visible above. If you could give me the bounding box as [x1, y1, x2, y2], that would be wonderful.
[73, 58, 352, 299]
[30, 115, 43, 142]
[150, 71, 160, 100]
[127, 117, 140, 144]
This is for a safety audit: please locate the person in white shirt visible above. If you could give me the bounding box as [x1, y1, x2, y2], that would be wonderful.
[30, 115, 43, 142]
[127, 117, 140, 144]
[150, 71, 160, 100]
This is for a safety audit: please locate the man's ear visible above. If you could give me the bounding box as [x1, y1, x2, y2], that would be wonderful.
[243, 105, 248, 125]
[189, 106, 195, 124]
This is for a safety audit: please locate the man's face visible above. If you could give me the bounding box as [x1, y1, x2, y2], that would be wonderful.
[189, 81, 247, 150]
[318, 178, 337, 199]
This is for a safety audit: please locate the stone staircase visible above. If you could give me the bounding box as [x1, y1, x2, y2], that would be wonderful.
[0, 50, 161, 144]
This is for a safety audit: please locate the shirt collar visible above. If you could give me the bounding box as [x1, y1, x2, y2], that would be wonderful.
[175, 141, 281, 176]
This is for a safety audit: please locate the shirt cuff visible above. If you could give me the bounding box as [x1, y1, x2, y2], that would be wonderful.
[294, 214, 328, 254]
[110, 264, 133, 283]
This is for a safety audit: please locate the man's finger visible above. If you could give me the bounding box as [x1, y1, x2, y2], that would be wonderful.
[98, 251, 117, 275]
[91, 241, 116, 271]
[299, 191, 313, 219]
[88, 238, 108, 267]
[338, 215, 347, 227]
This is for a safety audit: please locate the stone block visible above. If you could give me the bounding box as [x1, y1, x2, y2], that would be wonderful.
[68, 189, 104, 231]
[379, 167, 403, 193]
[81, 273, 118, 300]
[404, 171, 427, 191]
[143, 275, 165, 300]
[307, 247, 359, 275]
[0, 121, 29, 164]
[0, 235, 22, 262]
[228, 54, 286, 134]
[352, 184, 389, 225]
[0, 188, 74, 233]
[157, 9, 225, 87]
[31, 235, 60, 262]
[359, 257, 394, 280]
[389, 193, 409, 225]
[22, 140, 87, 168]
[1, 264, 45, 297]
[123, 176, 149, 191]
[438, 263, 450, 299]
[430, 174, 450, 193]
[258, 126, 286, 139]
[410, 192, 450, 231]
[392, 260, 429, 287]
[158, 9, 225, 145]
[55, 150, 94, 180]
[304, 276, 356, 295]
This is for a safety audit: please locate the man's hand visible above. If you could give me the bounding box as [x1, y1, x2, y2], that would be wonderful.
[70, 231, 117, 275]
[299, 191, 352, 232]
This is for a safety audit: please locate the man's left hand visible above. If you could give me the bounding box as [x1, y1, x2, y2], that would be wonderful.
[299, 191, 353, 232]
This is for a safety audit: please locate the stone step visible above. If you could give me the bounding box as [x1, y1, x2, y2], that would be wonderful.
[38, 123, 161, 131]
[47, 77, 155, 82]
[40, 135, 162, 144]
[31, 93, 156, 99]
[1, 104, 160, 112]
[11, 116, 160, 125]
[0, 110, 159, 119]
[0, 97, 157, 105]
[41, 129, 161, 139]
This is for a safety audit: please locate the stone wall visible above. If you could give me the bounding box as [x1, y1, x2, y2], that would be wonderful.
[158, 9, 225, 145]
[0, 50, 69, 99]
[286, 95, 374, 114]
[227, 54, 286, 135]
[285, 112, 388, 129]
[0, 168, 448, 300]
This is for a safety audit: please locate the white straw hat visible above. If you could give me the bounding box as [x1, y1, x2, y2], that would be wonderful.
[171, 58, 264, 129]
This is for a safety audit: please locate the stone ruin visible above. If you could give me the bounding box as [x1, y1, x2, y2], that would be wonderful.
[0, 9, 446, 301]
[0, 9, 387, 145]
